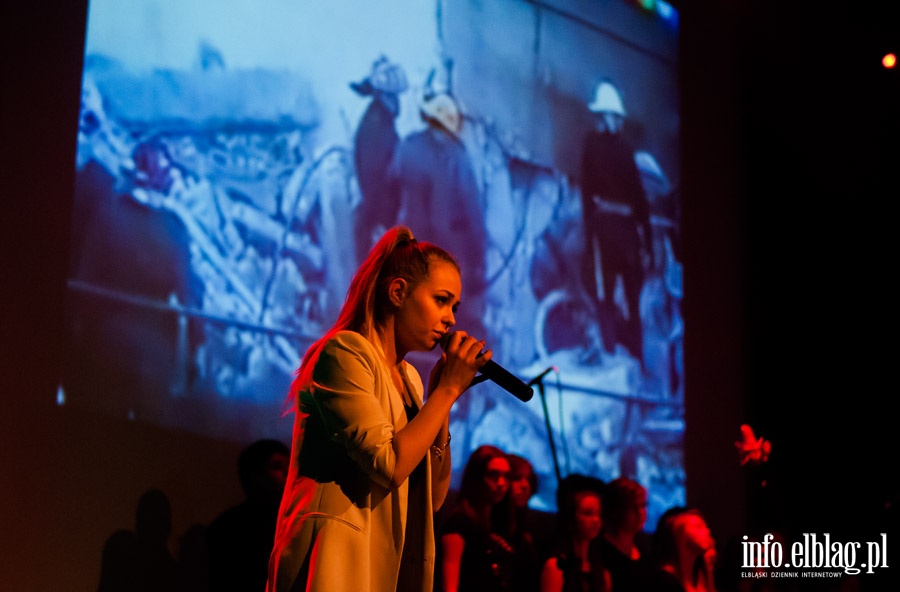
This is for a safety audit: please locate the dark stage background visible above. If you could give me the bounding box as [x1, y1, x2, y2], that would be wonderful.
[2, 1, 897, 590]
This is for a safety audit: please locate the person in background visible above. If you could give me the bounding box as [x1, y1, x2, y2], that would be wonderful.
[64, 156, 205, 420]
[597, 476, 652, 592]
[438, 444, 515, 592]
[647, 506, 718, 592]
[206, 438, 290, 592]
[494, 454, 543, 592]
[97, 488, 177, 592]
[266, 226, 490, 592]
[389, 92, 487, 340]
[579, 79, 654, 374]
[541, 474, 610, 592]
[350, 55, 408, 265]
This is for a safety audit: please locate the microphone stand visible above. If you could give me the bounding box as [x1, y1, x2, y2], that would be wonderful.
[533, 374, 562, 486]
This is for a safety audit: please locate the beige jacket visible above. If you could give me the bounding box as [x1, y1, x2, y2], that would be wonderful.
[267, 331, 437, 592]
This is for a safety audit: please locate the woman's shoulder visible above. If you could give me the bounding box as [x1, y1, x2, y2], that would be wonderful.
[316, 331, 423, 394]
[309, 331, 381, 376]
[328, 329, 367, 345]
[320, 330, 378, 358]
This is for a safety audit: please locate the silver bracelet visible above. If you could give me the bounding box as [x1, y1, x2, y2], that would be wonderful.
[430, 434, 451, 461]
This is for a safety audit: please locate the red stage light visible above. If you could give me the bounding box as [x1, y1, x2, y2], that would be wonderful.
[883, 53, 897, 69]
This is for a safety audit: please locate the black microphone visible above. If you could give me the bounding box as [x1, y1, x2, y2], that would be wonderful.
[479, 359, 535, 402]
[440, 333, 534, 402]
[527, 366, 558, 387]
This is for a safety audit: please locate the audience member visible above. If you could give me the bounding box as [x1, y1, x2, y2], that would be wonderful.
[173, 524, 209, 592]
[438, 444, 515, 592]
[648, 506, 718, 592]
[541, 474, 610, 592]
[207, 438, 289, 592]
[598, 476, 652, 592]
[97, 488, 177, 592]
[494, 453, 542, 592]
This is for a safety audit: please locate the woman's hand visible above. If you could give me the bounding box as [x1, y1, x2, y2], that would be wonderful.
[394, 333, 490, 487]
[428, 331, 491, 400]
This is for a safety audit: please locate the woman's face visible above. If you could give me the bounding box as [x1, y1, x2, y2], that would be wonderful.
[393, 260, 460, 354]
[675, 513, 715, 554]
[624, 490, 648, 534]
[482, 456, 511, 505]
[509, 473, 533, 508]
[573, 492, 603, 542]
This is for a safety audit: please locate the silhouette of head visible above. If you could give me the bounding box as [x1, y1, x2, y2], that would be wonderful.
[135, 488, 172, 546]
[238, 439, 290, 503]
[602, 476, 648, 534]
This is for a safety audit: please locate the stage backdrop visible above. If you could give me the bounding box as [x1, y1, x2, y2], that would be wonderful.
[61, 0, 682, 525]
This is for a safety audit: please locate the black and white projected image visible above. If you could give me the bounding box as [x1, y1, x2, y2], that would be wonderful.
[60, 0, 683, 525]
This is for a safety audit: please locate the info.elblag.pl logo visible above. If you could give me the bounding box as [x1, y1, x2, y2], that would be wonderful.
[741, 533, 889, 579]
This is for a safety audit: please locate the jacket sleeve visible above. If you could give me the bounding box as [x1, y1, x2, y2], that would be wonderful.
[303, 332, 398, 488]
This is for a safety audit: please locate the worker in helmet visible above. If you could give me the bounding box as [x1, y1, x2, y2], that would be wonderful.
[350, 56, 409, 265]
[579, 80, 654, 373]
[387, 91, 487, 340]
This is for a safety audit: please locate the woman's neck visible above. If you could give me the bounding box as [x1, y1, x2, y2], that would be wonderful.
[477, 505, 493, 527]
[666, 549, 714, 592]
[375, 321, 404, 367]
[572, 537, 592, 564]
[375, 323, 412, 402]
[462, 499, 493, 530]
[604, 529, 639, 559]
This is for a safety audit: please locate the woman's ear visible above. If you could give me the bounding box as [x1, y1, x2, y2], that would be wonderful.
[387, 277, 408, 307]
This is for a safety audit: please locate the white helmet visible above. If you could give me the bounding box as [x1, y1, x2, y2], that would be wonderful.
[350, 55, 408, 96]
[420, 93, 461, 135]
[588, 81, 626, 116]
[368, 56, 408, 95]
